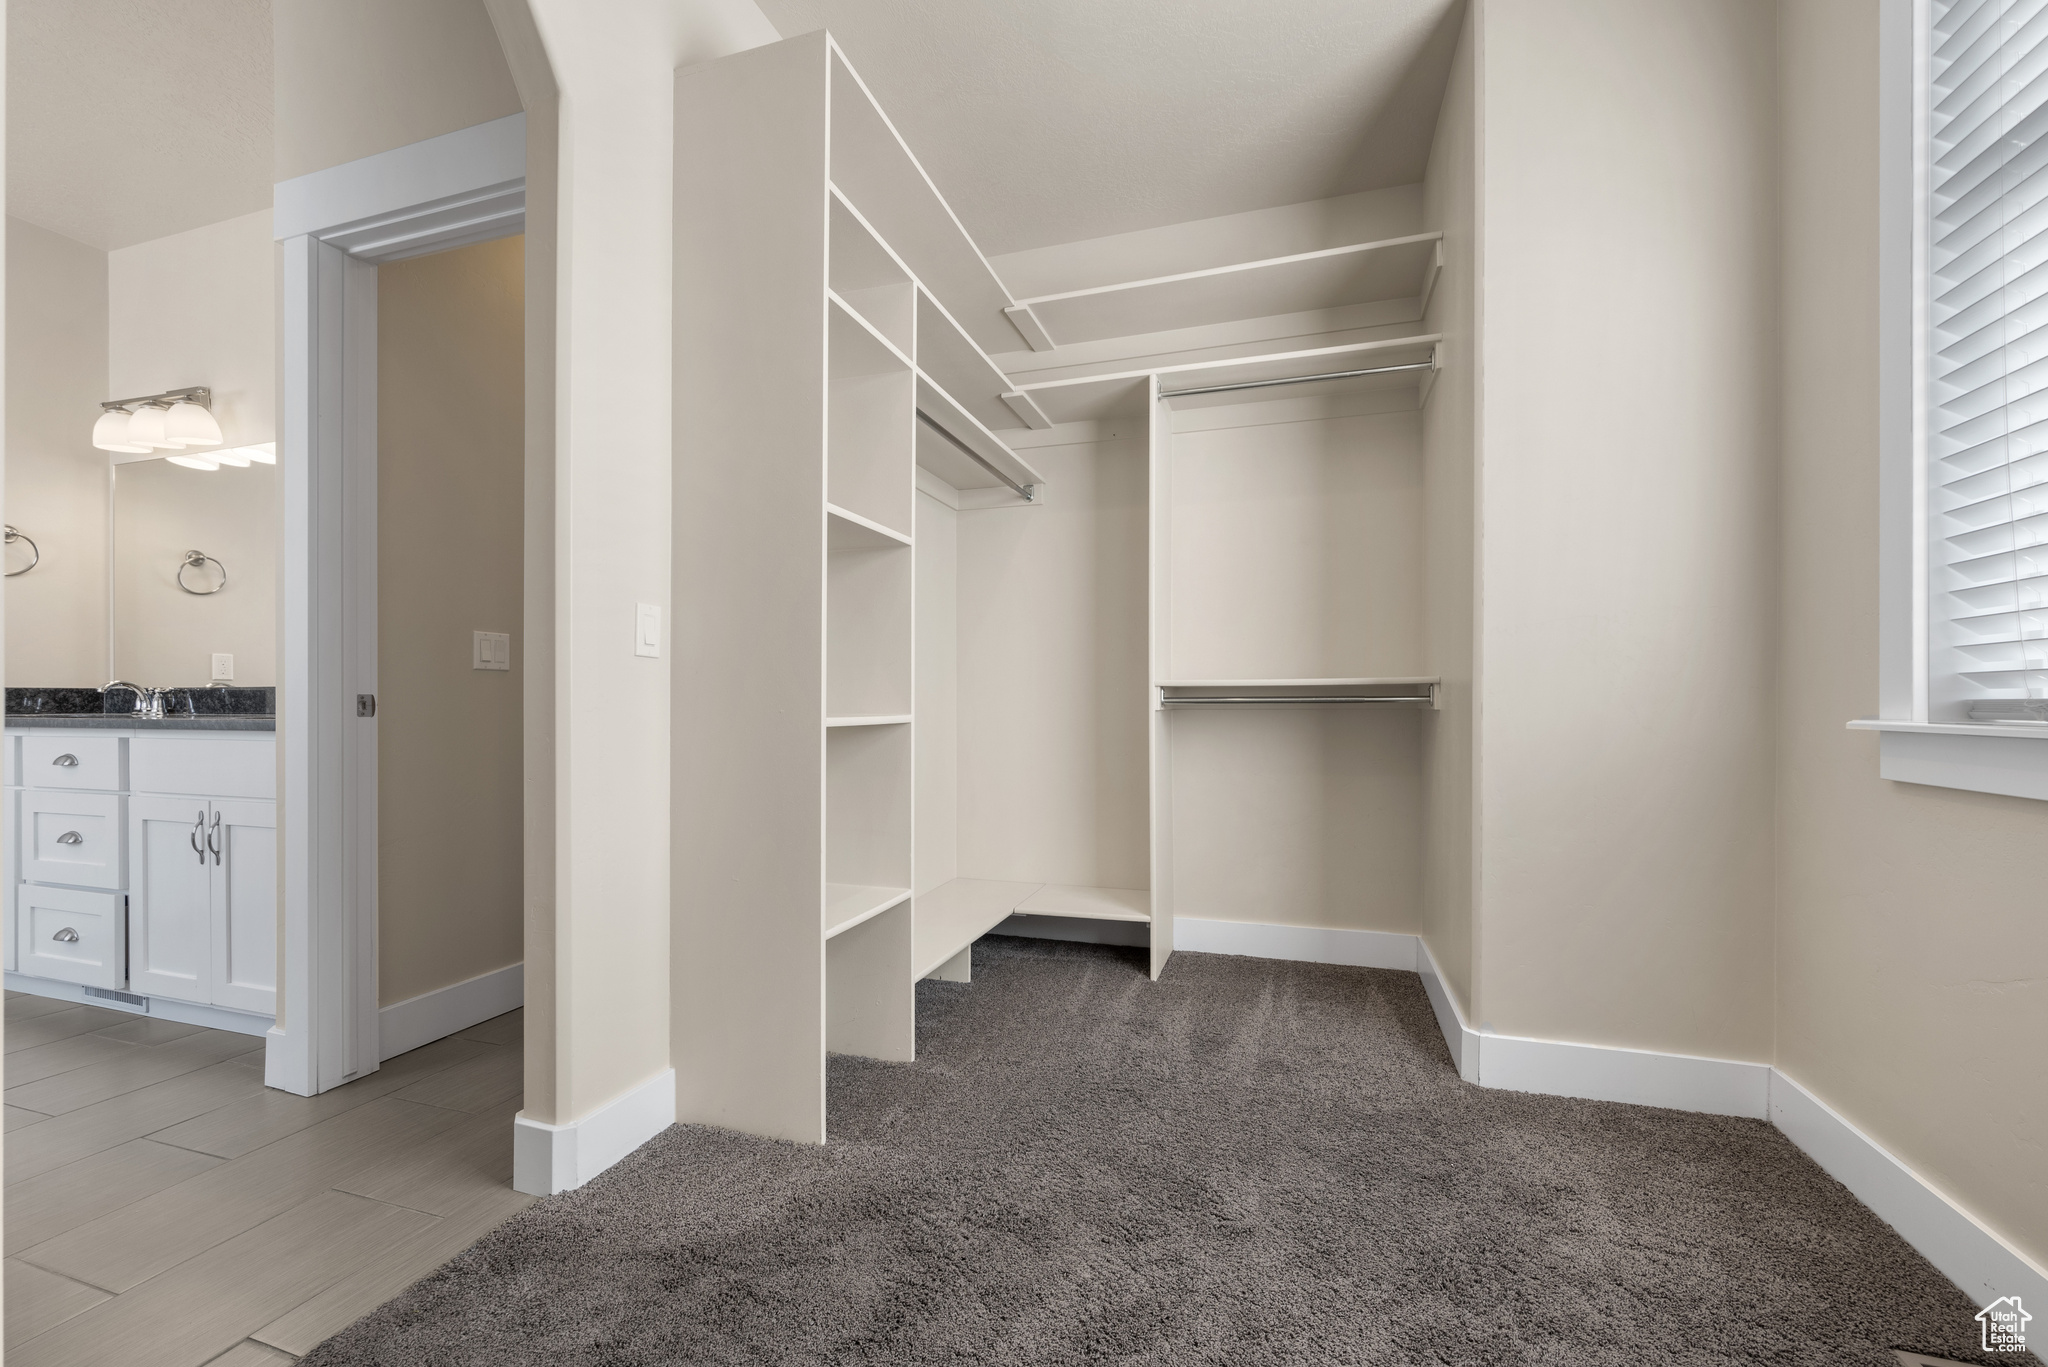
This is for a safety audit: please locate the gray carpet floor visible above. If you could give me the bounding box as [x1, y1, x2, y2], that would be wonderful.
[302, 937, 2033, 1366]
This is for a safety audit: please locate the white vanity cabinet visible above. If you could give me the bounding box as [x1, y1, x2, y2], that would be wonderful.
[129, 794, 277, 1012]
[5, 726, 276, 1020]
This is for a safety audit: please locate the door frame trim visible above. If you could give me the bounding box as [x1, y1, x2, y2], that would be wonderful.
[269, 113, 526, 1095]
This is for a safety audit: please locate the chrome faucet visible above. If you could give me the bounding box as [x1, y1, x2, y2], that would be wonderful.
[102, 681, 165, 720]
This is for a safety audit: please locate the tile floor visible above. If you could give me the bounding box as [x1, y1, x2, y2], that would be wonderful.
[3, 992, 533, 1365]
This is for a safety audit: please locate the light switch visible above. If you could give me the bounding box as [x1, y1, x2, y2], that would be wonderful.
[635, 603, 661, 658]
[473, 630, 512, 671]
[211, 653, 234, 682]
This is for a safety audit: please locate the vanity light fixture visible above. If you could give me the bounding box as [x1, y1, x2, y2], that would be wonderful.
[93, 386, 222, 453]
[90, 409, 153, 454]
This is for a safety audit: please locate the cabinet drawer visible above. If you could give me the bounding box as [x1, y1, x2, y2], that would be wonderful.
[17, 884, 124, 989]
[23, 791, 126, 890]
[130, 736, 275, 800]
[22, 734, 123, 792]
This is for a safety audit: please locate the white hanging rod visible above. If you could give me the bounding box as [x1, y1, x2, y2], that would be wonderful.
[1157, 359, 1434, 401]
[916, 408, 1036, 502]
[1163, 694, 1434, 706]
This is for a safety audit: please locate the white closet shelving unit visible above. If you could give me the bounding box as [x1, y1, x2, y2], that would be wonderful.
[676, 30, 1453, 1146]
[675, 32, 1055, 1144]
[1004, 233, 1443, 351]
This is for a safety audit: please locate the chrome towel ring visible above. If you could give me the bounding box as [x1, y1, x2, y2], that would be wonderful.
[4, 525, 38, 576]
[177, 549, 227, 595]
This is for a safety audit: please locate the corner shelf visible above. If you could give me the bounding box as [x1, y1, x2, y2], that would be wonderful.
[1010, 334, 1442, 424]
[911, 878, 1151, 979]
[1007, 232, 1443, 351]
[826, 883, 911, 939]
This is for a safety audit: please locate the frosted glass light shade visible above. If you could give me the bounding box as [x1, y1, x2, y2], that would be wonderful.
[91, 409, 152, 453]
[165, 452, 220, 470]
[125, 405, 179, 449]
[163, 401, 222, 447]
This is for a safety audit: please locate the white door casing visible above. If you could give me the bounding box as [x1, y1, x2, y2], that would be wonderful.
[270, 113, 527, 1096]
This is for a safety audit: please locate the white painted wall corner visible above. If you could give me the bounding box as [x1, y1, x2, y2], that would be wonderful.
[378, 962, 525, 1061]
[513, 1068, 677, 1196]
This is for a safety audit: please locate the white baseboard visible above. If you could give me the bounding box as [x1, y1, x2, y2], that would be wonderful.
[514, 1068, 676, 1196]
[4, 971, 273, 1037]
[1480, 1031, 1771, 1118]
[378, 963, 524, 1061]
[1415, 939, 1480, 1081]
[1770, 1069, 2047, 1308]
[1174, 917, 1420, 970]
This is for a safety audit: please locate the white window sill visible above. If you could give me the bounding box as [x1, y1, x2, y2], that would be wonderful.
[1847, 719, 2048, 801]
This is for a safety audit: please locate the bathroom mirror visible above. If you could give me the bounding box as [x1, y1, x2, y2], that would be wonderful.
[111, 453, 277, 688]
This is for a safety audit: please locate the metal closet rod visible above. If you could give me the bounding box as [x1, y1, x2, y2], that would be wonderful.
[1157, 358, 1435, 401]
[915, 408, 1036, 502]
[1164, 694, 1434, 706]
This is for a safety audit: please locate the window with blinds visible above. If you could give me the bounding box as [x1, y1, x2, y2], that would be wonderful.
[1927, 0, 2048, 722]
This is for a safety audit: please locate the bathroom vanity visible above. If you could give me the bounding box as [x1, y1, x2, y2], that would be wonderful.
[5, 690, 276, 1034]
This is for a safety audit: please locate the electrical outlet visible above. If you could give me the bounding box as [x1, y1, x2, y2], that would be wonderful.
[472, 631, 512, 671]
[635, 603, 661, 658]
[211, 653, 234, 681]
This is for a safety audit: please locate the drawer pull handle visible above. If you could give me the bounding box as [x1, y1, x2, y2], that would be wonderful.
[190, 811, 207, 865]
[208, 811, 223, 865]
[56, 831, 83, 845]
[52, 928, 80, 943]
[52, 753, 79, 767]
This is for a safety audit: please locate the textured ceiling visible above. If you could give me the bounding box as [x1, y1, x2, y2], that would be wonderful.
[8, 0, 272, 251]
[759, 0, 1463, 255]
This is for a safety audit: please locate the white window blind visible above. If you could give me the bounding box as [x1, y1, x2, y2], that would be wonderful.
[1928, 0, 2048, 720]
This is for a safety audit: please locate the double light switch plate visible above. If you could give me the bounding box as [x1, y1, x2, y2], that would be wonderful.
[473, 631, 512, 671]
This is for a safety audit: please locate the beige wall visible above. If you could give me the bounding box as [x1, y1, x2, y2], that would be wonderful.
[1475, 0, 1778, 1054]
[108, 210, 275, 453]
[1419, 7, 1478, 1014]
[377, 235, 525, 1008]
[956, 437, 1149, 889]
[112, 459, 276, 686]
[5, 218, 108, 686]
[106, 209, 280, 688]
[274, 0, 521, 182]
[1778, 0, 2048, 1273]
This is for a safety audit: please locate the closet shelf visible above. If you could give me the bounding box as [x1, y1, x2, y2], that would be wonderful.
[827, 504, 912, 549]
[915, 373, 1046, 503]
[914, 878, 1042, 978]
[828, 291, 914, 376]
[1010, 334, 1443, 424]
[829, 185, 913, 294]
[826, 714, 913, 728]
[826, 44, 1027, 357]
[917, 286, 1047, 432]
[1007, 232, 1444, 352]
[912, 878, 1151, 978]
[1013, 885, 1150, 922]
[826, 883, 911, 939]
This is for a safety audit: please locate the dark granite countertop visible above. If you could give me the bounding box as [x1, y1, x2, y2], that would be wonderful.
[5, 686, 276, 732]
[5, 714, 275, 732]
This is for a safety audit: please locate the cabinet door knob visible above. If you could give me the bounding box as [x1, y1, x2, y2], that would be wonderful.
[52, 753, 78, 767]
[56, 831, 83, 845]
[52, 928, 80, 943]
